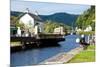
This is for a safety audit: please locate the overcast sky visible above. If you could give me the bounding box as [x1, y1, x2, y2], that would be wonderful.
[11, 0, 91, 15]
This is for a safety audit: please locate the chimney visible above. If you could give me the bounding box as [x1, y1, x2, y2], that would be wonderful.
[25, 8, 29, 13]
[34, 10, 39, 16]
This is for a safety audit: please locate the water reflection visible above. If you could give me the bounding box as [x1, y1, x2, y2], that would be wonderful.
[11, 35, 80, 66]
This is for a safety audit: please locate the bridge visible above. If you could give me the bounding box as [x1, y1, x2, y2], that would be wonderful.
[11, 33, 65, 49]
[10, 25, 65, 52]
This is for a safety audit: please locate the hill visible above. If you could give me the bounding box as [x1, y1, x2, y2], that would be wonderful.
[39, 13, 78, 26]
[11, 11, 79, 26]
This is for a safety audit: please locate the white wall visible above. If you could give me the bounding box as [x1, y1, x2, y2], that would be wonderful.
[19, 14, 34, 28]
[54, 27, 64, 34]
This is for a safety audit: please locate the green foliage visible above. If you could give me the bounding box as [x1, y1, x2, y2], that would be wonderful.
[16, 21, 25, 29]
[44, 20, 71, 33]
[76, 6, 95, 30]
[11, 16, 25, 29]
[87, 45, 95, 50]
[77, 31, 95, 35]
[10, 16, 18, 25]
[11, 15, 71, 33]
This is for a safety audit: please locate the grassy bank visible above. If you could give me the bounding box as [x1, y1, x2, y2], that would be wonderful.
[67, 45, 95, 63]
[77, 31, 95, 35]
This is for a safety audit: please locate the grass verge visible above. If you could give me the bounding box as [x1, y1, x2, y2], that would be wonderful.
[66, 45, 95, 63]
[77, 31, 95, 35]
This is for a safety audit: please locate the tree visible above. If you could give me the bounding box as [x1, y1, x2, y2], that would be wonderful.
[11, 16, 25, 30]
[10, 16, 17, 26]
[76, 6, 95, 30]
[44, 20, 71, 33]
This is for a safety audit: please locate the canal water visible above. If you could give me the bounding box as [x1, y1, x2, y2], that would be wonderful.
[11, 35, 81, 66]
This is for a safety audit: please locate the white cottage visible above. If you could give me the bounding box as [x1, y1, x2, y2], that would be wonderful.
[54, 27, 65, 34]
[84, 25, 92, 32]
[18, 9, 44, 35]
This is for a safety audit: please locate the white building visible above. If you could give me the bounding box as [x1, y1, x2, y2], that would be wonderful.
[18, 9, 44, 35]
[75, 27, 82, 32]
[54, 27, 65, 34]
[84, 25, 92, 32]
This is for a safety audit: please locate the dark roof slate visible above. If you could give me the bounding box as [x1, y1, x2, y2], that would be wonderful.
[28, 13, 42, 21]
[18, 12, 42, 21]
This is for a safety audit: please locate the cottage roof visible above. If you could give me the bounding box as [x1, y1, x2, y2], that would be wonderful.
[11, 11, 43, 22]
[10, 11, 43, 27]
[19, 12, 42, 21]
[28, 13, 42, 21]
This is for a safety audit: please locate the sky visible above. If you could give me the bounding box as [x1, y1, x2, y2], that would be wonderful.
[11, 0, 91, 15]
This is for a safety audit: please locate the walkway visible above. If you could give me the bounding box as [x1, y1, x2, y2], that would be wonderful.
[39, 46, 83, 64]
